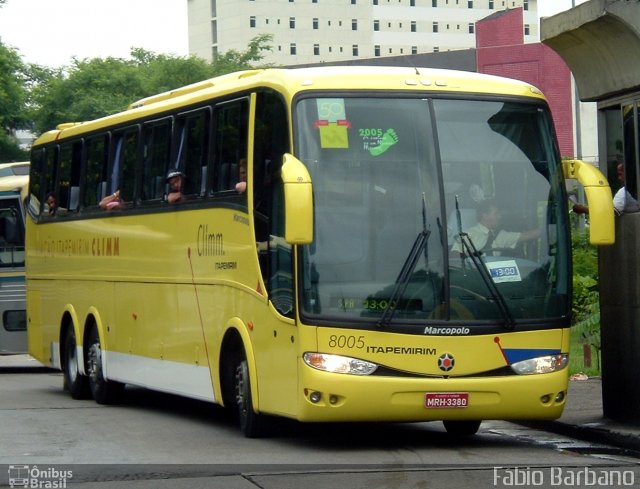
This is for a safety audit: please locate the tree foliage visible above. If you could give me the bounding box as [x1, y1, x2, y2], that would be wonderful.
[0, 41, 30, 161]
[28, 35, 274, 135]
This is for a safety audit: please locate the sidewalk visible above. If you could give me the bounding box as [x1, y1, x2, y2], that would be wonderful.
[521, 377, 640, 453]
[2, 355, 640, 452]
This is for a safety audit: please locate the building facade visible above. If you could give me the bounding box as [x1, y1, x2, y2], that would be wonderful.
[187, 0, 539, 65]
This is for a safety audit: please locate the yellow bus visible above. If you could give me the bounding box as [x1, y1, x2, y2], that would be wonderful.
[26, 67, 614, 437]
[0, 162, 28, 354]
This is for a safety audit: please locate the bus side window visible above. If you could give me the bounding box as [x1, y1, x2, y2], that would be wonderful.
[110, 128, 139, 206]
[142, 119, 171, 202]
[57, 141, 82, 213]
[29, 148, 45, 217]
[83, 135, 109, 208]
[173, 109, 210, 198]
[210, 99, 249, 195]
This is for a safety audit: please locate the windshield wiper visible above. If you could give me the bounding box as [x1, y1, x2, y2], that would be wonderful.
[454, 196, 516, 330]
[378, 194, 431, 328]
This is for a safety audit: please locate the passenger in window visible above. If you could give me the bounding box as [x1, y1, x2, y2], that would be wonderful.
[572, 163, 640, 216]
[236, 158, 247, 193]
[99, 190, 124, 210]
[45, 192, 58, 216]
[166, 169, 186, 204]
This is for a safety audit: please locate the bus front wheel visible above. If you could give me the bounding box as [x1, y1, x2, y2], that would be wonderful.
[86, 327, 124, 404]
[234, 355, 266, 438]
[63, 327, 90, 399]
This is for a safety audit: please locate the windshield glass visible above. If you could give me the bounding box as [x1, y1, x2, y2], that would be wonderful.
[295, 96, 569, 331]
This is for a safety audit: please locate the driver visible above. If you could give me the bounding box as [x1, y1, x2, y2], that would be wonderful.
[452, 199, 540, 256]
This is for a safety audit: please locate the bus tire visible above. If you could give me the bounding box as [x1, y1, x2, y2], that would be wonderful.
[234, 353, 266, 438]
[443, 420, 481, 436]
[86, 326, 124, 405]
[63, 326, 90, 399]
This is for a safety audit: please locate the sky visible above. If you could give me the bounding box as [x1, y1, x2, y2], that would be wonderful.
[0, 0, 189, 68]
[0, 0, 587, 69]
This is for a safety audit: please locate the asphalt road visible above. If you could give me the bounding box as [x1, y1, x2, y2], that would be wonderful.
[1, 358, 638, 488]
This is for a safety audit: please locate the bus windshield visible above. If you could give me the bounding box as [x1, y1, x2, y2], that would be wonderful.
[296, 96, 570, 330]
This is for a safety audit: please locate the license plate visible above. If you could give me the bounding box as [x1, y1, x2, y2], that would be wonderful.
[425, 392, 469, 409]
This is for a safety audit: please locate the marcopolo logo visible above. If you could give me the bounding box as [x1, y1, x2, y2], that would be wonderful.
[8, 465, 73, 488]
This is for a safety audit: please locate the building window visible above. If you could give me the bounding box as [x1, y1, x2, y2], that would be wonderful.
[352, 19, 358, 30]
[352, 0, 357, 3]
[411, 21, 416, 32]
[432, 0, 437, 6]
[211, 20, 218, 43]
[374, 45, 381, 56]
[314, 44, 320, 55]
[433, 46, 439, 52]
[523, 0, 528, 10]
[290, 17, 295, 28]
[489, 0, 494, 8]
[410, 0, 415, 5]
[374, 20, 380, 31]
[313, 18, 319, 29]
[468, 23, 474, 33]
[249, 16, 256, 28]
[211, 0, 217, 16]
[467, 0, 473, 7]
[373, 0, 378, 5]
[352, 44, 359, 56]
[524, 24, 530, 35]
[290, 43, 297, 55]
[411, 46, 417, 54]
[432, 22, 438, 33]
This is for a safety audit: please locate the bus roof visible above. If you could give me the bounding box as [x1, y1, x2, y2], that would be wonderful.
[0, 163, 29, 201]
[0, 162, 30, 177]
[32, 66, 546, 146]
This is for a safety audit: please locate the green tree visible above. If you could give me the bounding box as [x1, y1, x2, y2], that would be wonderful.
[0, 40, 30, 162]
[212, 34, 275, 75]
[30, 35, 274, 134]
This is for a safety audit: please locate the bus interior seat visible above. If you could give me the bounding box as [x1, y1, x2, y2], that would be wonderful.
[3, 215, 18, 244]
[69, 187, 80, 211]
[218, 162, 238, 190]
[97, 181, 107, 203]
[200, 166, 207, 195]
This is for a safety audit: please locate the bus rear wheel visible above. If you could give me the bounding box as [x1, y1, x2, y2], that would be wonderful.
[443, 420, 481, 436]
[234, 354, 266, 438]
[63, 327, 90, 399]
[86, 327, 124, 404]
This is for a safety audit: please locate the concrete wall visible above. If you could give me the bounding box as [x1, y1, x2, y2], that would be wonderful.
[599, 213, 640, 422]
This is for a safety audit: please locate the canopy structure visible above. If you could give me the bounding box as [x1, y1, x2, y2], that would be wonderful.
[541, 0, 640, 102]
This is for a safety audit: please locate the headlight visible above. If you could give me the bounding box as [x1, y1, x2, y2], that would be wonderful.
[510, 353, 569, 375]
[303, 352, 378, 375]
